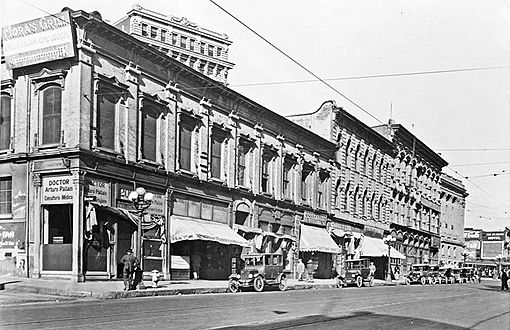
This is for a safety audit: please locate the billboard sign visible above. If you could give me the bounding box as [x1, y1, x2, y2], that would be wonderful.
[481, 231, 505, 241]
[2, 11, 75, 69]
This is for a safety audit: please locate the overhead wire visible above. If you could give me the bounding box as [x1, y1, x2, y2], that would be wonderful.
[209, 0, 384, 125]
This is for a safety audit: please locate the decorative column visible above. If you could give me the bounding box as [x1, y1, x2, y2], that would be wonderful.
[71, 169, 86, 282]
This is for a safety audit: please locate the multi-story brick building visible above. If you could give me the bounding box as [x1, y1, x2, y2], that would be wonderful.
[439, 174, 468, 266]
[114, 4, 234, 84]
[373, 121, 447, 268]
[0, 8, 342, 281]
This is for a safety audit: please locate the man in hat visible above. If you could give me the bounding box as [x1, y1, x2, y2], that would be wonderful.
[121, 248, 139, 290]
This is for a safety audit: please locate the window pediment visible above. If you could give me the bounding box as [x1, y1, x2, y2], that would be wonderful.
[30, 68, 67, 91]
[94, 73, 128, 91]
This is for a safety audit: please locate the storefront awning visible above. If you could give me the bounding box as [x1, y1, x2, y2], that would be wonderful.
[361, 236, 406, 259]
[170, 216, 250, 247]
[300, 224, 342, 254]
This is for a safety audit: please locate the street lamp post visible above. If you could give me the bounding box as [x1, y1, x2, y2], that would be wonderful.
[128, 187, 154, 290]
[383, 234, 396, 283]
[461, 250, 469, 267]
[496, 254, 503, 276]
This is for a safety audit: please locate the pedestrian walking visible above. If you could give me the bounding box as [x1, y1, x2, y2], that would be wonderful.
[296, 259, 305, 281]
[501, 269, 509, 291]
[192, 254, 201, 280]
[120, 248, 139, 290]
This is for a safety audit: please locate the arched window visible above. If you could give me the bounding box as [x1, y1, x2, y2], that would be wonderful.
[0, 94, 11, 150]
[354, 145, 361, 171]
[344, 138, 351, 167]
[353, 186, 360, 214]
[41, 86, 62, 145]
[343, 182, 351, 212]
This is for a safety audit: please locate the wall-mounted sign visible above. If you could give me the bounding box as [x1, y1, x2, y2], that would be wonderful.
[85, 178, 111, 206]
[146, 192, 165, 221]
[481, 232, 505, 241]
[0, 223, 25, 249]
[481, 241, 503, 259]
[464, 230, 481, 240]
[302, 211, 328, 227]
[2, 11, 76, 69]
[42, 175, 74, 204]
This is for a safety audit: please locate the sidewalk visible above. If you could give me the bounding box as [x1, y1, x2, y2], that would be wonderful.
[0, 275, 405, 300]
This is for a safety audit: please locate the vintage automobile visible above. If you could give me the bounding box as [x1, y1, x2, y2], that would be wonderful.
[405, 264, 439, 285]
[449, 267, 462, 283]
[437, 267, 454, 284]
[228, 253, 290, 293]
[336, 258, 374, 288]
[460, 267, 477, 283]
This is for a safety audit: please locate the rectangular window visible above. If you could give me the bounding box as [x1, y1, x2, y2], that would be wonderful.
[200, 42, 206, 54]
[160, 29, 167, 42]
[180, 36, 187, 48]
[211, 135, 222, 179]
[318, 172, 328, 209]
[97, 93, 116, 150]
[172, 33, 178, 45]
[283, 161, 292, 199]
[207, 64, 214, 75]
[150, 27, 158, 39]
[42, 86, 62, 145]
[237, 144, 248, 186]
[261, 156, 270, 193]
[301, 168, 311, 202]
[142, 110, 158, 162]
[208, 45, 214, 57]
[141, 24, 148, 36]
[179, 124, 192, 171]
[42, 205, 73, 271]
[0, 95, 11, 150]
[0, 177, 12, 214]
[216, 47, 222, 57]
[189, 39, 195, 51]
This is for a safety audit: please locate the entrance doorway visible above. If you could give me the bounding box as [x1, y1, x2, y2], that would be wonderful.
[42, 204, 73, 271]
[116, 218, 135, 278]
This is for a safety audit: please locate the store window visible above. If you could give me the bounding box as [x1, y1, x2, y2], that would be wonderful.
[0, 93, 11, 150]
[0, 177, 12, 214]
[41, 86, 62, 145]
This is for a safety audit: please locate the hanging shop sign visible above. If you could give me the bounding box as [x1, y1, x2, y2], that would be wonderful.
[85, 178, 111, 206]
[42, 175, 74, 204]
[146, 192, 165, 222]
[2, 11, 76, 69]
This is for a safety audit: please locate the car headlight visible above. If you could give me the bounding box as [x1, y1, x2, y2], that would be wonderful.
[248, 274, 253, 279]
[236, 274, 241, 279]
[351, 274, 356, 278]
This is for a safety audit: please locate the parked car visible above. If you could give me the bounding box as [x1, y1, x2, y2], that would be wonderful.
[450, 267, 462, 283]
[438, 267, 454, 284]
[336, 258, 374, 288]
[228, 253, 290, 293]
[405, 264, 437, 285]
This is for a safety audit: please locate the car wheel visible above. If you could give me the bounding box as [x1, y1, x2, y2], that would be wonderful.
[420, 277, 427, 285]
[336, 277, 344, 288]
[278, 276, 288, 291]
[253, 276, 265, 292]
[369, 277, 374, 287]
[228, 279, 239, 293]
[405, 277, 411, 285]
[429, 277, 436, 285]
[449, 277, 454, 284]
[356, 276, 363, 288]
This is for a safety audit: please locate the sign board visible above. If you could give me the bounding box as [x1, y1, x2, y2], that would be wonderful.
[146, 192, 165, 222]
[481, 231, 505, 241]
[302, 211, 327, 227]
[0, 222, 25, 249]
[42, 175, 74, 204]
[481, 241, 503, 259]
[2, 11, 76, 69]
[85, 178, 111, 206]
[464, 230, 481, 240]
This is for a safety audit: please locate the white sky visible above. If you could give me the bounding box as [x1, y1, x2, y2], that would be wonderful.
[2, 0, 509, 231]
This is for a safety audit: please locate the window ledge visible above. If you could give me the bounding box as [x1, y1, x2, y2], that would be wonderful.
[36, 143, 65, 151]
[93, 147, 124, 158]
[177, 169, 197, 178]
[209, 177, 226, 185]
[235, 185, 251, 192]
[0, 214, 13, 220]
[139, 159, 164, 169]
[260, 192, 273, 197]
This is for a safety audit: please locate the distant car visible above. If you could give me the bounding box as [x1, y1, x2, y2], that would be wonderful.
[336, 258, 374, 288]
[449, 268, 462, 283]
[228, 253, 290, 293]
[438, 267, 454, 284]
[460, 267, 477, 283]
[405, 264, 438, 285]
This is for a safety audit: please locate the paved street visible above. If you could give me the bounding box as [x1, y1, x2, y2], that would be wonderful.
[1, 280, 508, 329]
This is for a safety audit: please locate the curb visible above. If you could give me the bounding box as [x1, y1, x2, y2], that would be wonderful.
[4, 280, 403, 299]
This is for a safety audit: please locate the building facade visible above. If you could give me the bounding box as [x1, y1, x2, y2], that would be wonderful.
[0, 8, 342, 282]
[114, 4, 234, 84]
[439, 174, 468, 266]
